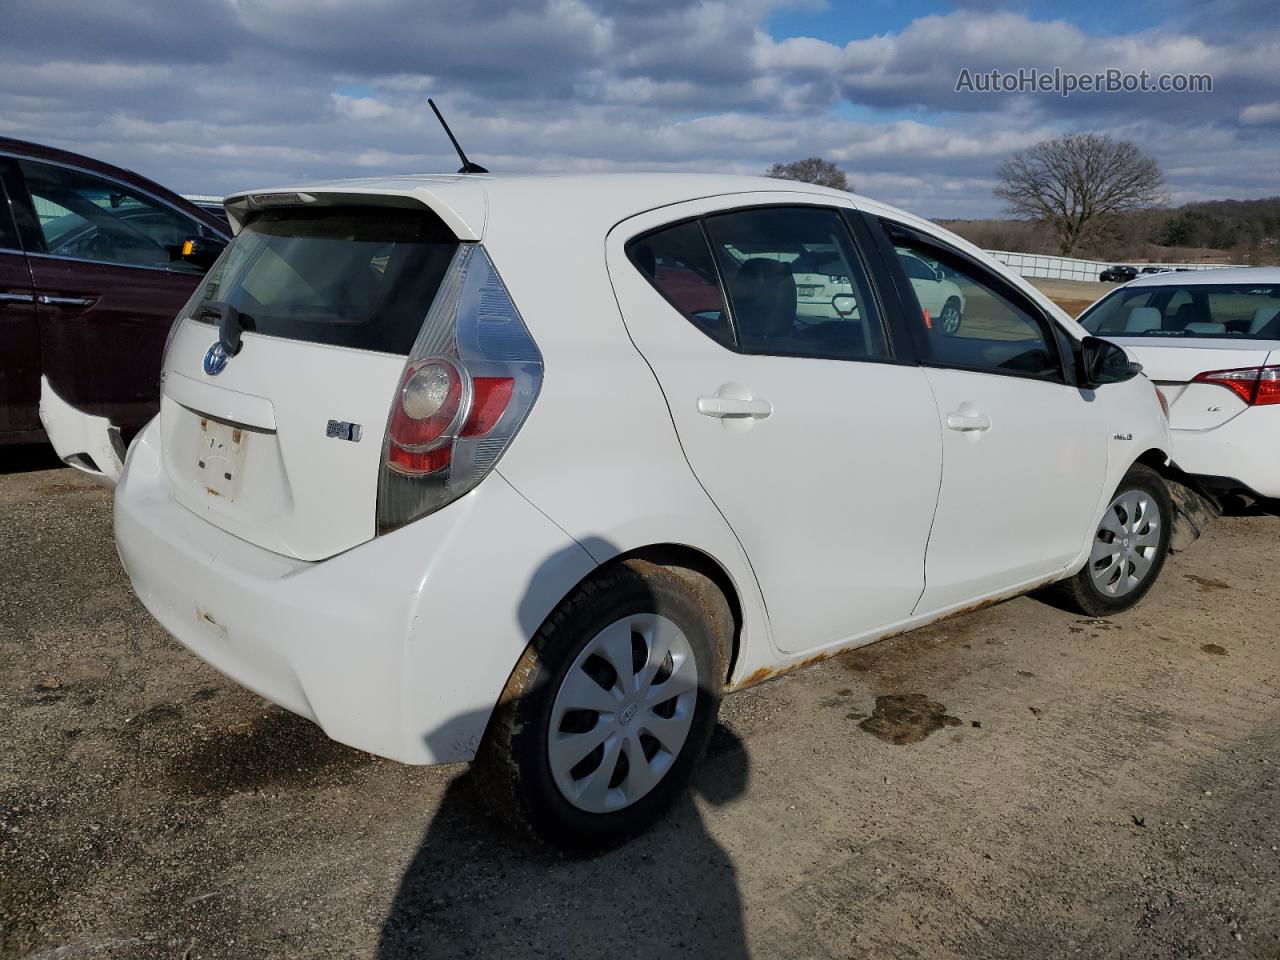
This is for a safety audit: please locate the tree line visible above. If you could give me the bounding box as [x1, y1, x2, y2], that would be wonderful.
[765, 138, 1277, 265]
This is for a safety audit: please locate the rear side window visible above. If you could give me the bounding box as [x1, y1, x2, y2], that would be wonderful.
[627, 220, 733, 348]
[704, 207, 889, 361]
[1080, 284, 1280, 339]
[189, 206, 458, 354]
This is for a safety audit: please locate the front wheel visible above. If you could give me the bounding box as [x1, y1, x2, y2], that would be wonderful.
[474, 560, 729, 851]
[1052, 464, 1172, 616]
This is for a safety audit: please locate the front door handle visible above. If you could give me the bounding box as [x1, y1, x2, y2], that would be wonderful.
[697, 396, 773, 419]
[37, 294, 96, 307]
[946, 412, 991, 432]
[0, 291, 35, 304]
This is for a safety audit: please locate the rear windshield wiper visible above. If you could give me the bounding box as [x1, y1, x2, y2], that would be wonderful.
[198, 301, 255, 356]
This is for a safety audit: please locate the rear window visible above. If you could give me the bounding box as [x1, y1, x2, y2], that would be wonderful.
[189, 205, 458, 354]
[1080, 283, 1280, 340]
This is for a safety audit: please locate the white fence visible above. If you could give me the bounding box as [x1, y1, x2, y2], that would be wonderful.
[177, 195, 1239, 283]
[985, 249, 1232, 282]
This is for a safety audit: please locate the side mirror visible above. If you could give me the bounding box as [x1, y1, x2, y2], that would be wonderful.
[831, 294, 859, 318]
[933, 266, 945, 283]
[1079, 336, 1142, 388]
[175, 235, 226, 270]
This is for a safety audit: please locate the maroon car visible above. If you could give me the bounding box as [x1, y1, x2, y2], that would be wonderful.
[0, 137, 228, 478]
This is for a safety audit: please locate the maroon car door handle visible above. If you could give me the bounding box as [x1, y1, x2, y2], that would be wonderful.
[36, 294, 96, 307]
[0, 291, 36, 304]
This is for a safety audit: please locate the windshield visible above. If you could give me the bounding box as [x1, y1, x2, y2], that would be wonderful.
[1080, 282, 1280, 340]
[187, 205, 458, 354]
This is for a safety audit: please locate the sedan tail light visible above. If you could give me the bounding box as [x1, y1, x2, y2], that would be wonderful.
[377, 244, 543, 533]
[1191, 365, 1280, 407]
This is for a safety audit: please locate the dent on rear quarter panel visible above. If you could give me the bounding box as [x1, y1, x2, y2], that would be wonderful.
[396, 471, 598, 764]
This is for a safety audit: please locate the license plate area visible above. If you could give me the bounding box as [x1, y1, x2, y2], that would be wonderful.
[197, 417, 248, 500]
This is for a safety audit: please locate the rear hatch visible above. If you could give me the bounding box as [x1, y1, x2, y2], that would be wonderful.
[1105, 338, 1277, 430]
[159, 202, 460, 560]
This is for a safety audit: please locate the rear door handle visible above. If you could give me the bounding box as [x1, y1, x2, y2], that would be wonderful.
[697, 396, 773, 419]
[946, 412, 991, 432]
[0, 292, 35, 304]
[37, 294, 96, 307]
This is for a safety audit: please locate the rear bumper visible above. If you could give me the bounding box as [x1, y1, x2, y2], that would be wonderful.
[114, 420, 595, 764]
[1169, 407, 1280, 500]
[39, 375, 125, 484]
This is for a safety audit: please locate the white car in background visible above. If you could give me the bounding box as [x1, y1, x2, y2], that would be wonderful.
[115, 174, 1173, 849]
[1080, 267, 1280, 500]
[897, 249, 967, 334]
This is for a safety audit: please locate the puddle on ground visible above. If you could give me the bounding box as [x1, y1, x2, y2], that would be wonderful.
[857, 694, 961, 745]
[1184, 574, 1231, 592]
[126, 702, 184, 730]
[1200, 643, 1228, 656]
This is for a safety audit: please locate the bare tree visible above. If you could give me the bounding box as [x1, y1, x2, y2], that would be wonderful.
[766, 157, 850, 191]
[994, 134, 1165, 256]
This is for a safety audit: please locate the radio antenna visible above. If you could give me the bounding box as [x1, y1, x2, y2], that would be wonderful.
[428, 98, 488, 174]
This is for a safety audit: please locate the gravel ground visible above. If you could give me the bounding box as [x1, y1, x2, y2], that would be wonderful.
[1, 455, 1277, 960]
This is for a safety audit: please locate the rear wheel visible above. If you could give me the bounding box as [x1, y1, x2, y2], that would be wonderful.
[474, 560, 728, 851]
[1052, 464, 1172, 616]
[939, 297, 964, 336]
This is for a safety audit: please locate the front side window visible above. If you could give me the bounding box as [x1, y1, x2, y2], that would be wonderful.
[627, 220, 732, 348]
[887, 225, 1061, 380]
[703, 207, 889, 361]
[19, 159, 211, 273]
[1080, 283, 1280, 340]
[187, 205, 458, 354]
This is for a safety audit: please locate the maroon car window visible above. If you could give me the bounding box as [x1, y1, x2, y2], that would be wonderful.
[627, 220, 733, 349]
[19, 159, 209, 273]
[0, 178, 18, 250]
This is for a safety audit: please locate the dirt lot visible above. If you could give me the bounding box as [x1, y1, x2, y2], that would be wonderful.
[2, 452, 1278, 960]
[1030, 277, 1112, 318]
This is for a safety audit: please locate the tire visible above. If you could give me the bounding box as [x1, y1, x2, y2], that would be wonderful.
[474, 559, 729, 852]
[1051, 464, 1172, 616]
[939, 297, 964, 336]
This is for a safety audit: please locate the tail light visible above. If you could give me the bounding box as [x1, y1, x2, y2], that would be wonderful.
[377, 244, 543, 533]
[1191, 365, 1280, 407]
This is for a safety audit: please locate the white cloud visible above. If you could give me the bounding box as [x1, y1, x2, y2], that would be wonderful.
[0, 2, 1275, 218]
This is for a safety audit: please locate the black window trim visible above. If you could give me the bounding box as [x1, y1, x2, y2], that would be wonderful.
[0, 158, 22, 255]
[870, 215, 1074, 386]
[624, 201, 913, 368]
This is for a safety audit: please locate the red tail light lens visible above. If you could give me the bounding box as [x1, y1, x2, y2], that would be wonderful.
[1192, 365, 1280, 406]
[462, 377, 515, 437]
[1259, 368, 1280, 406]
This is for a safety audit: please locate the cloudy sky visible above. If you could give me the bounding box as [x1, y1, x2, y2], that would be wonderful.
[1, 0, 1277, 218]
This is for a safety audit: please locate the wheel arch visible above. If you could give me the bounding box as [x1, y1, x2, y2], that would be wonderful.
[524, 541, 746, 687]
[610, 543, 744, 684]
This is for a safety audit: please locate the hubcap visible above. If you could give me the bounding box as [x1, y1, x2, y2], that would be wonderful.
[1090, 489, 1161, 597]
[940, 303, 962, 335]
[547, 613, 699, 814]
